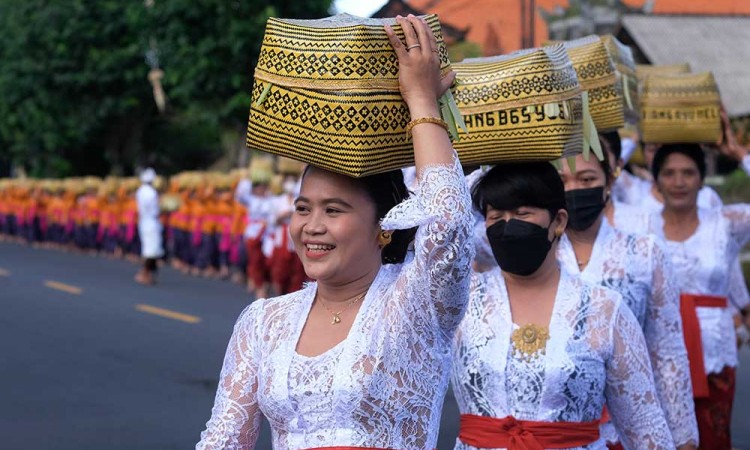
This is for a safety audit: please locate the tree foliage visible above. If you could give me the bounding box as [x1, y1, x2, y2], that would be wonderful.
[0, 0, 333, 177]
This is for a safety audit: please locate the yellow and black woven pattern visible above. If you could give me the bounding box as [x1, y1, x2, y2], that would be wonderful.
[601, 35, 639, 127]
[636, 63, 691, 84]
[247, 14, 451, 177]
[452, 44, 584, 164]
[563, 35, 636, 131]
[640, 72, 722, 144]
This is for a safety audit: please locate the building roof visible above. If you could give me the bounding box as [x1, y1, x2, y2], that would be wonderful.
[408, 0, 569, 55]
[372, 0, 467, 44]
[622, 0, 750, 14]
[620, 15, 750, 117]
[406, 0, 749, 56]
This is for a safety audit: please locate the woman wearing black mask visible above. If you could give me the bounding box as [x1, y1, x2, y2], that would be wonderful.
[451, 162, 673, 450]
[558, 150, 697, 450]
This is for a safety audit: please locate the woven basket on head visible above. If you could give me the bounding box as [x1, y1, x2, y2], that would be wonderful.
[452, 44, 584, 165]
[640, 72, 721, 144]
[636, 63, 691, 84]
[561, 35, 638, 132]
[247, 14, 453, 178]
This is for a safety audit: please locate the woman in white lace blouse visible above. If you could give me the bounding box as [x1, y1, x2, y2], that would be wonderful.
[196, 15, 474, 450]
[452, 162, 673, 450]
[641, 143, 750, 450]
[557, 148, 697, 450]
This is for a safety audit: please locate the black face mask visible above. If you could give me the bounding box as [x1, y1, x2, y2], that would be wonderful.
[565, 187, 606, 231]
[486, 219, 553, 276]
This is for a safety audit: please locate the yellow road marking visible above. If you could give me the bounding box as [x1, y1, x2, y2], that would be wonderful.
[135, 304, 201, 324]
[44, 280, 82, 295]
[0, 268, 9, 276]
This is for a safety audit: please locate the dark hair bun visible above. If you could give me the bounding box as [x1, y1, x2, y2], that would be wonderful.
[358, 170, 416, 265]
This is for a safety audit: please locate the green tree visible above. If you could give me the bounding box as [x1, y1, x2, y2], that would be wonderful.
[0, 0, 333, 178]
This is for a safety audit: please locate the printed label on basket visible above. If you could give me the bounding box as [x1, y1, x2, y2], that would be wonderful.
[462, 104, 573, 131]
[643, 106, 720, 122]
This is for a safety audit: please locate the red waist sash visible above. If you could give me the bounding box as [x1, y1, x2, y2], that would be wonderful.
[459, 414, 600, 449]
[679, 293, 728, 399]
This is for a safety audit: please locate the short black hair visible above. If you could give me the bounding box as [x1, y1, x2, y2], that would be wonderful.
[652, 144, 706, 181]
[471, 162, 566, 218]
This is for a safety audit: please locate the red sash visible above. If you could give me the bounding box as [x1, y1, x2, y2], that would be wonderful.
[679, 293, 728, 398]
[459, 414, 600, 450]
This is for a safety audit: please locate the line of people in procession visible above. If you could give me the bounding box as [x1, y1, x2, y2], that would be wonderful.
[0, 159, 308, 296]
[3, 12, 750, 450]
[193, 14, 750, 450]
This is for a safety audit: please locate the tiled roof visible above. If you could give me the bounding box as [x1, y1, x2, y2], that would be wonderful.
[623, 0, 750, 14]
[409, 0, 568, 55]
[408, 0, 749, 56]
[621, 15, 750, 117]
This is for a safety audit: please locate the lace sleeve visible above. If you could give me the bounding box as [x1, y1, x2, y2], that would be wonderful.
[381, 154, 474, 337]
[196, 302, 263, 450]
[644, 239, 698, 447]
[729, 258, 750, 312]
[605, 300, 675, 450]
[723, 204, 750, 249]
[702, 186, 723, 210]
[472, 217, 496, 273]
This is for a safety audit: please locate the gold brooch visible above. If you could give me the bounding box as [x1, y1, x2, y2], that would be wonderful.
[511, 323, 550, 360]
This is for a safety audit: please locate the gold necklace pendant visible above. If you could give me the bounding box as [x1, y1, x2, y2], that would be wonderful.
[317, 291, 367, 326]
[511, 323, 550, 360]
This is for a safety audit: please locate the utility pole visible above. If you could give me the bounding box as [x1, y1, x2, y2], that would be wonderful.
[529, 0, 536, 47]
[520, 0, 527, 48]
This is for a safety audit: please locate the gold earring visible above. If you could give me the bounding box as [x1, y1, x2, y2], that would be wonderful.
[378, 230, 392, 247]
[554, 229, 563, 238]
[613, 167, 622, 178]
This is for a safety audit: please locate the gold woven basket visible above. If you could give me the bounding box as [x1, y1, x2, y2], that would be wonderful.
[452, 44, 584, 165]
[246, 14, 452, 177]
[636, 63, 691, 83]
[640, 72, 721, 144]
[562, 35, 638, 132]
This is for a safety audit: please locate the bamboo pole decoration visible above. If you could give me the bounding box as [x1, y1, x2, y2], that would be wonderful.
[148, 68, 167, 113]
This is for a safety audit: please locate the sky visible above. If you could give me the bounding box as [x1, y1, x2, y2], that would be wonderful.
[333, 0, 388, 17]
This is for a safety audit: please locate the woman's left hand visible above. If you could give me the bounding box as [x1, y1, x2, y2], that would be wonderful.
[385, 15, 455, 116]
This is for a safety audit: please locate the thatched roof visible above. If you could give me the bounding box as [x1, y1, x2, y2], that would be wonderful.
[619, 14, 750, 117]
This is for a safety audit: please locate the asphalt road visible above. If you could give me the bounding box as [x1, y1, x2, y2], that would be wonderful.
[0, 241, 748, 449]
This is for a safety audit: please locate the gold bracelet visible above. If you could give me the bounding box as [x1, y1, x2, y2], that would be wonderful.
[405, 116, 449, 138]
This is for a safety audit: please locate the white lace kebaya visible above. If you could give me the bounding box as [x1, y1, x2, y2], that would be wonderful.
[558, 220, 698, 447]
[451, 268, 674, 450]
[642, 205, 750, 376]
[196, 155, 474, 450]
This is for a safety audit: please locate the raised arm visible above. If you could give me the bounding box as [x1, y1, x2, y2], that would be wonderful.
[644, 239, 698, 447]
[382, 15, 474, 338]
[196, 303, 263, 450]
[605, 300, 675, 450]
[723, 203, 750, 250]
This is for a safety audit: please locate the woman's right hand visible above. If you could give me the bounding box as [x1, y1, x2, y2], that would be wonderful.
[718, 106, 749, 162]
